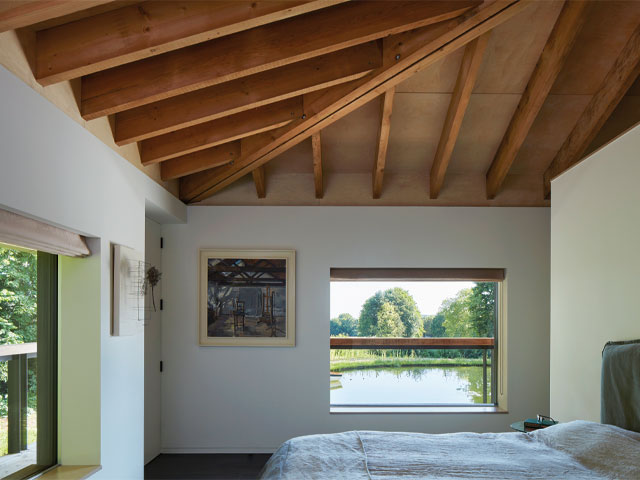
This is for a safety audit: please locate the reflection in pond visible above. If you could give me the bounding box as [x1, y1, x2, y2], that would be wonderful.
[330, 366, 491, 405]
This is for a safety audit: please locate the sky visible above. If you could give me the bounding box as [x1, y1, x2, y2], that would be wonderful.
[330, 281, 475, 319]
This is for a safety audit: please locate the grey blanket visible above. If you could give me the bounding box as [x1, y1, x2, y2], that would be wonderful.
[601, 340, 640, 432]
[261, 422, 640, 479]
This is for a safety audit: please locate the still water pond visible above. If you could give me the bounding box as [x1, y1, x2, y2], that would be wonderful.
[330, 366, 490, 405]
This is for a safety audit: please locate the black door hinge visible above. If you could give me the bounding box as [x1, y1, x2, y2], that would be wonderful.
[160, 361, 163, 372]
[160, 237, 164, 249]
[160, 299, 164, 310]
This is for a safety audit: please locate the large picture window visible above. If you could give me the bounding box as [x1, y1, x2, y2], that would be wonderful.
[330, 268, 503, 409]
[0, 244, 57, 478]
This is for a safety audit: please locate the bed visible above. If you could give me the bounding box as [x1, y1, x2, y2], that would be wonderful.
[261, 421, 640, 479]
[261, 342, 640, 479]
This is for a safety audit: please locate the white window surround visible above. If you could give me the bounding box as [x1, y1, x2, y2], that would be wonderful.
[329, 274, 508, 414]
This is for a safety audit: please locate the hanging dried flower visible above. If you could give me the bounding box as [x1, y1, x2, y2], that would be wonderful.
[144, 265, 162, 311]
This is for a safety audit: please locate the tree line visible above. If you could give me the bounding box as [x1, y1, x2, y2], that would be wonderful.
[331, 284, 496, 339]
[330, 284, 496, 359]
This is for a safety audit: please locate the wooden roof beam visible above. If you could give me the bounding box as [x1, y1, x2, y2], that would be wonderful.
[114, 41, 381, 145]
[485, 0, 590, 200]
[372, 88, 395, 199]
[140, 98, 302, 165]
[178, 0, 529, 203]
[543, 23, 640, 199]
[36, 1, 345, 86]
[160, 142, 240, 181]
[0, 1, 113, 33]
[252, 166, 266, 199]
[80, 1, 478, 119]
[312, 132, 323, 199]
[429, 33, 490, 199]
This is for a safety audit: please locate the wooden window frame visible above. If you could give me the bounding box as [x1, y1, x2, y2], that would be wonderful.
[1, 251, 58, 479]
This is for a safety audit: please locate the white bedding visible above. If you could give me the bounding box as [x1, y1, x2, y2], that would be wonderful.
[260, 421, 640, 479]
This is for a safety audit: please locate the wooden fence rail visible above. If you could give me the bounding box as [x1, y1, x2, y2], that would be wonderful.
[330, 337, 494, 350]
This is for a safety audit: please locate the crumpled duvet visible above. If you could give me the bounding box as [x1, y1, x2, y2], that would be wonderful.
[260, 421, 640, 479]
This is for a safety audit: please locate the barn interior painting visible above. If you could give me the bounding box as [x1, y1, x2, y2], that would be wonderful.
[207, 258, 287, 338]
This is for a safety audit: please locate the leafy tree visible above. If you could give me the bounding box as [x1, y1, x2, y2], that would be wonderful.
[358, 288, 421, 337]
[468, 282, 496, 337]
[375, 302, 403, 337]
[330, 313, 358, 337]
[0, 246, 38, 415]
[0, 247, 37, 343]
[422, 313, 446, 337]
[437, 283, 496, 338]
[358, 291, 383, 336]
[441, 288, 473, 337]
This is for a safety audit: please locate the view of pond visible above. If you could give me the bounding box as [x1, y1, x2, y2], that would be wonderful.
[330, 366, 491, 405]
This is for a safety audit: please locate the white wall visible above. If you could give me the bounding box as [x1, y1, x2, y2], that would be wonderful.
[144, 219, 162, 464]
[0, 66, 186, 478]
[161, 206, 550, 452]
[550, 125, 640, 423]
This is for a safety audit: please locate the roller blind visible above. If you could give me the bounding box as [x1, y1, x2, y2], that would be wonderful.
[0, 208, 90, 257]
[330, 268, 505, 282]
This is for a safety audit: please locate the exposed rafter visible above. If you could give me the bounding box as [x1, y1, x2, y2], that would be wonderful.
[35, 1, 345, 85]
[372, 88, 395, 199]
[80, 1, 478, 119]
[543, 23, 640, 199]
[312, 132, 323, 199]
[179, 0, 529, 203]
[429, 32, 490, 199]
[160, 142, 240, 181]
[113, 42, 381, 144]
[0, 0, 113, 33]
[253, 166, 266, 199]
[139, 98, 302, 164]
[485, 0, 590, 200]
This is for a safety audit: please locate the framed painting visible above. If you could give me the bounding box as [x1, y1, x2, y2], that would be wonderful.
[199, 249, 295, 346]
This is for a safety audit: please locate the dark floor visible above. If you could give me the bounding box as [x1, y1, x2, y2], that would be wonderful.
[145, 454, 272, 480]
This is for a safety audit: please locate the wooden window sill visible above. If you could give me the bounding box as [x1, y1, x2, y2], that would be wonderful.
[330, 406, 508, 414]
[35, 465, 101, 480]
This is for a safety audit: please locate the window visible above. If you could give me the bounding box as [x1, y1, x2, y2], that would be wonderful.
[0, 244, 57, 478]
[330, 268, 503, 410]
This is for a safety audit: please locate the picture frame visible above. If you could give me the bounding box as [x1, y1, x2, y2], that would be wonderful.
[199, 249, 295, 346]
[112, 243, 144, 336]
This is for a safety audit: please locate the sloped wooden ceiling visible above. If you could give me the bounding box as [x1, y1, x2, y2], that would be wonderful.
[2, 0, 639, 206]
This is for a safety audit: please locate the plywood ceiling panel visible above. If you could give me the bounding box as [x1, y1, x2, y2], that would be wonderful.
[446, 94, 521, 174]
[474, 0, 562, 94]
[585, 95, 640, 156]
[509, 94, 591, 175]
[318, 96, 381, 173]
[386, 92, 451, 173]
[266, 137, 313, 175]
[551, 1, 640, 95]
[194, 172, 547, 207]
[627, 75, 640, 95]
[395, 49, 464, 94]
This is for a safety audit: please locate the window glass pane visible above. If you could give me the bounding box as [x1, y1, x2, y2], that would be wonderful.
[330, 280, 498, 407]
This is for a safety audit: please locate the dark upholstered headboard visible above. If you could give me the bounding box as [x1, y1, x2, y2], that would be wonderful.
[601, 340, 640, 433]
